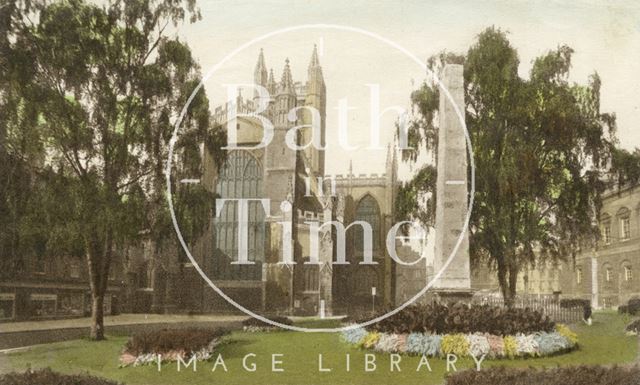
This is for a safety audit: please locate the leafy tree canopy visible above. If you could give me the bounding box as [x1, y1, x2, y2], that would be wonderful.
[400, 27, 618, 304]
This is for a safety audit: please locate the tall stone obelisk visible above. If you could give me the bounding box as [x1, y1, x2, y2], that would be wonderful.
[429, 64, 472, 301]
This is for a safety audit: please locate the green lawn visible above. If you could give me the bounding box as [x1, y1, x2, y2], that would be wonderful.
[6, 312, 638, 385]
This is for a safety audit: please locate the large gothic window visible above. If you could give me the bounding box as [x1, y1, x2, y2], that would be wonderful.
[214, 151, 264, 280]
[355, 195, 380, 253]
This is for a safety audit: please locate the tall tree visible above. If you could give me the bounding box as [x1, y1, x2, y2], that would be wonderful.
[610, 147, 640, 188]
[5, 0, 205, 339]
[137, 38, 224, 312]
[403, 28, 616, 305]
[394, 52, 465, 234]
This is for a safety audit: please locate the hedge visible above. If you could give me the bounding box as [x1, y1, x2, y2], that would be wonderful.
[120, 327, 229, 367]
[0, 369, 122, 385]
[628, 298, 640, 315]
[351, 303, 554, 335]
[445, 365, 640, 385]
[124, 327, 228, 356]
[619, 298, 640, 315]
[242, 316, 293, 332]
[559, 299, 591, 309]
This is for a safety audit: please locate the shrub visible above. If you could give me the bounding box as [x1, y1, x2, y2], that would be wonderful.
[241, 316, 293, 327]
[445, 365, 640, 385]
[0, 369, 122, 385]
[124, 327, 229, 356]
[619, 305, 629, 314]
[559, 298, 590, 308]
[356, 303, 554, 335]
[628, 298, 640, 315]
[626, 319, 640, 334]
[560, 299, 592, 321]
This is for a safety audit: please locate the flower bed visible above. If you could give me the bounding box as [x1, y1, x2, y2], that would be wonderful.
[341, 304, 578, 359]
[242, 316, 293, 332]
[444, 365, 640, 385]
[119, 327, 229, 367]
[0, 369, 123, 385]
[341, 324, 577, 358]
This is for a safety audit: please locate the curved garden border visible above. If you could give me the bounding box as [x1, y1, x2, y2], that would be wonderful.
[340, 323, 578, 358]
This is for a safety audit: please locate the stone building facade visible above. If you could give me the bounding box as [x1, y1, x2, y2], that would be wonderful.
[471, 183, 640, 309]
[170, 47, 403, 316]
[0, 253, 123, 321]
[561, 184, 640, 308]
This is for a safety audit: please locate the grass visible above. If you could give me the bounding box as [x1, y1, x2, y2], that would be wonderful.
[5, 312, 638, 385]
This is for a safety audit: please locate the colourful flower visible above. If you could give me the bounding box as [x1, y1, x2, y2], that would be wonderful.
[374, 333, 405, 353]
[534, 332, 571, 355]
[484, 333, 505, 358]
[467, 333, 490, 358]
[503, 335, 518, 358]
[362, 332, 381, 349]
[515, 333, 539, 356]
[440, 334, 470, 357]
[340, 326, 367, 345]
[406, 333, 441, 356]
[556, 324, 578, 346]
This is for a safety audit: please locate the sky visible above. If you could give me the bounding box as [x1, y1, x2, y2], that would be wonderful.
[173, 0, 640, 177]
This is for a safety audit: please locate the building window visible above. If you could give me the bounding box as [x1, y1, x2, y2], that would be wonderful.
[605, 267, 613, 282]
[602, 221, 611, 245]
[620, 216, 630, 240]
[29, 294, 57, 317]
[138, 261, 151, 289]
[0, 293, 15, 320]
[355, 195, 381, 253]
[214, 151, 264, 280]
[108, 263, 115, 281]
[625, 266, 633, 281]
[57, 293, 83, 316]
[576, 267, 583, 284]
[303, 264, 319, 292]
[69, 260, 80, 278]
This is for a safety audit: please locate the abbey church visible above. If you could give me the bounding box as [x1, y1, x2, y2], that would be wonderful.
[190, 47, 411, 316]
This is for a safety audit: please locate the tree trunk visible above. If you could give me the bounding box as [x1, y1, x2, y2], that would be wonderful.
[497, 258, 512, 307]
[150, 253, 165, 314]
[497, 266, 519, 308]
[506, 263, 519, 308]
[85, 226, 112, 341]
[90, 294, 105, 340]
